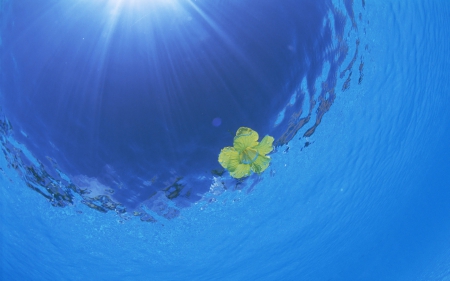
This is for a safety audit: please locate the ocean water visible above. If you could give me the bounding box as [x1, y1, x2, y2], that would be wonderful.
[1, 0, 450, 280]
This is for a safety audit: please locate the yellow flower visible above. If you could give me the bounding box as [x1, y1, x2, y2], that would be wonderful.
[218, 127, 274, 179]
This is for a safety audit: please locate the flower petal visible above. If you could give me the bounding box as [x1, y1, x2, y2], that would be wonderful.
[240, 147, 259, 164]
[254, 135, 274, 156]
[250, 155, 271, 174]
[218, 147, 240, 170]
[230, 163, 251, 179]
[233, 127, 259, 152]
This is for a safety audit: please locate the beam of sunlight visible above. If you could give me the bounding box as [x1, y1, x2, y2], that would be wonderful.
[105, 0, 180, 9]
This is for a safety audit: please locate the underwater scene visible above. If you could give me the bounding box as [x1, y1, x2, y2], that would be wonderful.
[1, 0, 450, 280]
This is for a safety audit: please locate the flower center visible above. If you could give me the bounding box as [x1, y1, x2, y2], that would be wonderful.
[240, 147, 259, 164]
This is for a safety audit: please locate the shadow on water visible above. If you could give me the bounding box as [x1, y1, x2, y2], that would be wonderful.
[0, 0, 363, 222]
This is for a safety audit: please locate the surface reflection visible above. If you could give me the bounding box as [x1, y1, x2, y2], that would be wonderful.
[0, 0, 362, 221]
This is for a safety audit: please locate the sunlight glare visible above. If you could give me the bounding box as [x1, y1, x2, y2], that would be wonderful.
[108, 0, 179, 8]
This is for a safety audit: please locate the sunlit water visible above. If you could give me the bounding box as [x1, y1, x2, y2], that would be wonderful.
[1, 0, 450, 280]
[0, 0, 360, 218]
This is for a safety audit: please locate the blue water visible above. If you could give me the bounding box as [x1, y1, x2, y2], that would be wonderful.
[1, 0, 450, 280]
[1, 0, 353, 213]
